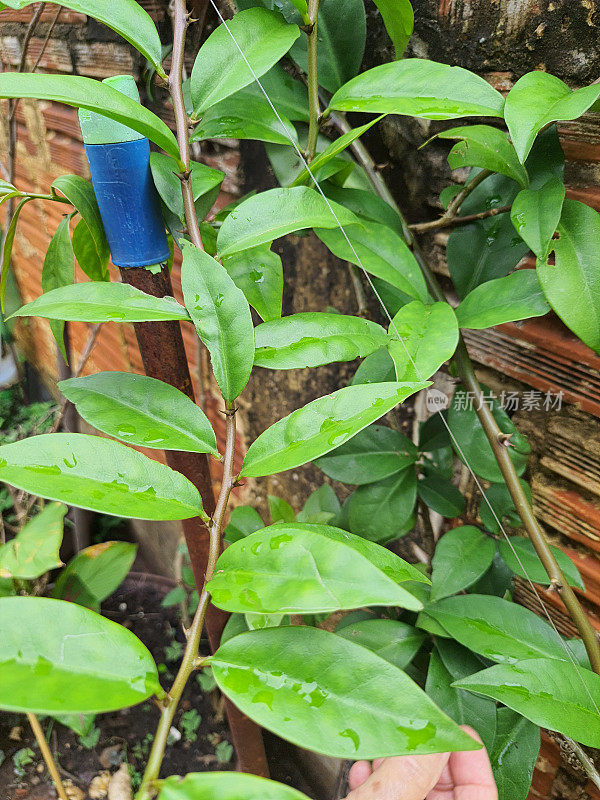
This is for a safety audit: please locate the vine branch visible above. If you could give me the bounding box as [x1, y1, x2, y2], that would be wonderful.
[409, 204, 511, 233]
[328, 110, 600, 675]
[305, 0, 320, 162]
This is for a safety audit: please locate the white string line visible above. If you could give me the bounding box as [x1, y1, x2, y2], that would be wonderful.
[206, 0, 600, 713]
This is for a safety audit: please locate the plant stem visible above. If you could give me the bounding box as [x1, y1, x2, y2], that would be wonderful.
[329, 111, 600, 674]
[169, 0, 203, 249]
[137, 401, 237, 799]
[409, 204, 511, 233]
[27, 714, 69, 800]
[562, 737, 600, 791]
[305, 0, 320, 162]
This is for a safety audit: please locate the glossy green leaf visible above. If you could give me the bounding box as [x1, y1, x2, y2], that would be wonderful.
[224, 506, 265, 544]
[511, 176, 565, 260]
[207, 522, 424, 613]
[254, 312, 388, 369]
[181, 242, 254, 401]
[417, 473, 465, 519]
[430, 527, 495, 601]
[455, 658, 600, 746]
[159, 772, 312, 800]
[432, 125, 528, 188]
[323, 184, 405, 236]
[190, 92, 297, 146]
[51, 541, 136, 609]
[448, 386, 527, 482]
[489, 708, 540, 800]
[328, 59, 505, 119]
[2, 0, 163, 72]
[418, 412, 451, 452]
[426, 649, 497, 753]
[348, 469, 416, 543]
[59, 372, 217, 454]
[211, 625, 481, 758]
[244, 64, 309, 122]
[351, 347, 396, 386]
[539, 199, 600, 353]
[314, 423, 417, 485]
[41, 215, 75, 361]
[0, 502, 65, 580]
[0, 433, 202, 520]
[479, 478, 532, 533]
[268, 495, 296, 524]
[71, 219, 109, 282]
[0, 74, 179, 160]
[337, 619, 424, 670]
[223, 245, 283, 322]
[291, 117, 383, 187]
[217, 186, 358, 257]
[240, 381, 427, 477]
[150, 154, 224, 223]
[190, 9, 300, 114]
[52, 175, 110, 273]
[10, 282, 190, 323]
[425, 594, 586, 665]
[297, 484, 341, 524]
[0, 596, 161, 713]
[455, 270, 549, 329]
[1, 197, 31, 311]
[388, 301, 458, 382]
[505, 71, 600, 162]
[316, 221, 428, 302]
[497, 537, 584, 589]
[373, 0, 413, 58]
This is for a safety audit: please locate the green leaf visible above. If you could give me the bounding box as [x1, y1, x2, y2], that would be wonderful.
[425, 594, 586, 665]
[190, 8, 300, 115]
[211, 625, 481, 758]
[373, 0, 413, 59]
[1, 197, 31, 311]
[489, 708, 540, 800]
[315, 424, 417, 485]
[41, 216, 75, 361]
[455, 270, 549, 329]
[243, 64, 309, 122]
[268, 495, 296, 524]
[0, 74, 179, 161]
[0, 596, 161, 713]
[323, 184, 405, 236]
[432, 125, 528, 188]
[52, 175, 109, 264]
[511, 176, 565, 260]
[505, 71, 600, 162]
[297, 484, 341, 523]
[190, 92, 297, 146]
[291, 117, 383, 187]
[51, 541, 136, 609]
[181, 242, 254, 401]
[0, 433, 203, 520]
[217, 186, 359, 257]
[418, 412, 451, 452]
[150, 154, 224, 223]
[351, 347, 396, 385]
[337, 619, 425, 670]
[207, 522, 424, 613]
[10, 282, 190, 323]
[426, 649, 497, 753]
[448, 386, 527, 482]
[58, 372, 217, 454]
[388, 301, 458, 381]
[159, 772, 312, 800]
[223, 245, 283, 322]
[1, 0, 163, 73]
[254, 312, 388, 369]
[455, 658, 600, 746]
[71, 219, 109, 282]
[479, 478, 532, 533]
[417, 473, 465, 518]
[240, 381, 427, 477]
[316, 221, 429, 302]
[430, 527, 495, 601]
[348, 469, 416, 543]
[225, 506, 265, 544]
[328, 59, 505, 119]
[0, 502, 65, 580]
[539, 199, 600, 353]
[497, 537, 584, 589]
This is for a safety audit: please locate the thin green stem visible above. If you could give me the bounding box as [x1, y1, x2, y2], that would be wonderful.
[305, 0, 320, 162]
[329, 111, 600, 674]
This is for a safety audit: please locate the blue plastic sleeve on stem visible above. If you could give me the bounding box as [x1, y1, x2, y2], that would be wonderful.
[83, 138, 171, 268]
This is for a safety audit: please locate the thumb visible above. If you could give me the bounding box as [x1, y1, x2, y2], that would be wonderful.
[345, 752, 450, 800]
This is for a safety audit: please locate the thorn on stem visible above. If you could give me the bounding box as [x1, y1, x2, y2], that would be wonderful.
[497, 432, 514, 447]
[549, 578, 562, 593]
[300, 22, 315, 33]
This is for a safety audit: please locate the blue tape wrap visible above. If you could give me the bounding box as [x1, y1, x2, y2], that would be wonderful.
[84, 138, 170, 268]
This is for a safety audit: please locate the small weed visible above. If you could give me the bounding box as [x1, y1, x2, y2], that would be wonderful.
[78, 724, 101, 750]
[196, 667, 217, 693]
[215, 741, 233, 764]
[180, 709, 202, 743]
[12, 747, 35, 776]
[164, 640, 183, 663]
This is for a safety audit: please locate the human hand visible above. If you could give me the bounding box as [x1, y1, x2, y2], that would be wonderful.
[344, 726, 498, 800]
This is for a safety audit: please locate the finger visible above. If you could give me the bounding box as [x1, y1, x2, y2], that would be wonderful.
[348, 761, 373, 791]
[428, 727, 498, 800]
[345, 752, 450, 800]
